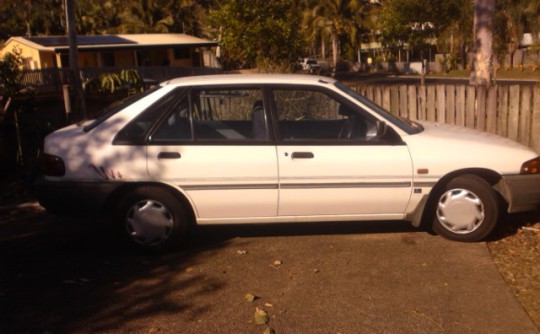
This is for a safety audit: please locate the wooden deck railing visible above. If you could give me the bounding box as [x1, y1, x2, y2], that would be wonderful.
[20, 66, 223, 92]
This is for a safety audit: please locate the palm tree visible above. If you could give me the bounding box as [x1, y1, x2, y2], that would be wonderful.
[306, 0, 368, 74]
[168, 0, 210, 37]
[115, 0, 173, 33]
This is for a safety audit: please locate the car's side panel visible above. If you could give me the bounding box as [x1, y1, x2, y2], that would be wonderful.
[276, 145, 414, 216]
[146, 145, 279, 218]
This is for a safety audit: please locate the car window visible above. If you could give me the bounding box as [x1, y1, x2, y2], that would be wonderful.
[151, 95, 192, 141]
[83, 85, 161, 133]
[271, 87, 378, 142]
[334, 82, 423, 134]
[114, 88, 186, 145]
[191, 87, 269, 142]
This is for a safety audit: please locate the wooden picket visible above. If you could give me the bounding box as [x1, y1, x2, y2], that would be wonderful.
[351, 82, 540, 153]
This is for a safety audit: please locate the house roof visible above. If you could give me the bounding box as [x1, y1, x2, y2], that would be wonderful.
[4, 34, 217, 52]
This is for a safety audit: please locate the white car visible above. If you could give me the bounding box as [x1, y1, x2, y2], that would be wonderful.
[36, 74, 540, 251]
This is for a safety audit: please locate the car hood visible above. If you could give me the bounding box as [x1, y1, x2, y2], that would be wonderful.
[402, 121, 537, 176]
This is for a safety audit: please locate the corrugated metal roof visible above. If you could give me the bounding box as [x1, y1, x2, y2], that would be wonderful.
[10, 34, 217, 52]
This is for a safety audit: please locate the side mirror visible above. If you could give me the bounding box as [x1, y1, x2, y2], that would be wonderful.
[376, 121, 388, 137]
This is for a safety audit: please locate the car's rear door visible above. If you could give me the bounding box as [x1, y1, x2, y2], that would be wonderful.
[269, 86, 413, 218]
[146, 86, 279, 220]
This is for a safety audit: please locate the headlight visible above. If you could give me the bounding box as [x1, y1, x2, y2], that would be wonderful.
[39, 153, 66, 176]
[520, 157, 540, 174]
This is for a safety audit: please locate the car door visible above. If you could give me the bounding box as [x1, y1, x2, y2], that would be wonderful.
[270, 86, 413, 217]
[146, 86, 279, 220]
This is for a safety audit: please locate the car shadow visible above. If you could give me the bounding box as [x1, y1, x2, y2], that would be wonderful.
[187, 220, 421, 249]
[487, 209, 540, 241]
[0, 211, 423, 333]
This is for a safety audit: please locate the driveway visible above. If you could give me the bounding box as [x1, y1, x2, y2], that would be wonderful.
[0, 210, 537, 333]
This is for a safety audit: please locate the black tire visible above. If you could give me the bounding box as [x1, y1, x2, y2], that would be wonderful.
[116, 186, 189, 251]
[431, 175, 499, 242]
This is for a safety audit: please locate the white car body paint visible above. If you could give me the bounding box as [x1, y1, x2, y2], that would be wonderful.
[38, 74, 540, 233]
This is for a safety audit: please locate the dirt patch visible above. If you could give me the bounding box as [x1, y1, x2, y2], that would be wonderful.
[488, 212, 540, 329]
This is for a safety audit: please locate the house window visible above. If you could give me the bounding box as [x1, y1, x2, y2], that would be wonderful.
[174, 48, 190, 60]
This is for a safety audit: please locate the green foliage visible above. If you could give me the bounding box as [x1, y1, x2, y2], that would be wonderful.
[0, 49, 23, 99]
[0, 0, 65, 40]
[378, 0, 465, 49]
[1, 0, 540, 73]
[85, 69, 143, 95]
[493, 0, 540, 68]
[304, 0, 371, 70]
[209, 0, 304, 70]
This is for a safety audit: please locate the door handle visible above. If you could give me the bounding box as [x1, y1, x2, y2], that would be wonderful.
[291, 152, 314, 159]
[158, 152, 181, 159]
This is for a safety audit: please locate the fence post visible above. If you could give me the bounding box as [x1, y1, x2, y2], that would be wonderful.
[532, 87, 540, 153]
[497, 85, 509, 137]
[508, 85, 520, 141]
[62, 84, 71, 120]
[486, 86, 497, 134]
[519, 86, 532, 146]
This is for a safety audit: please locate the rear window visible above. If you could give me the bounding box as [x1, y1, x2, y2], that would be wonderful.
[83, 86, 162, 133]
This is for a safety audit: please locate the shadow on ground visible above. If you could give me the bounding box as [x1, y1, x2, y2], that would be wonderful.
[0, 211, 419, 333]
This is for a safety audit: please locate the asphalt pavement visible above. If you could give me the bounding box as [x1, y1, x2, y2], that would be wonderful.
[0, 208, 538, 333]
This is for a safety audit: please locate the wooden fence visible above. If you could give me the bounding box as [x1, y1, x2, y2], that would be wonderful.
[350, 83, 540, 153]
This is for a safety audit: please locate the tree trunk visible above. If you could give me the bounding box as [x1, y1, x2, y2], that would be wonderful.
[331, 35, 338, 76]
[470, 0, 494, 86]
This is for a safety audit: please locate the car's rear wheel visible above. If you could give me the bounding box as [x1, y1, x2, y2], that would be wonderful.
[432, 175, 499, 242]
[117, 187, 188, 251]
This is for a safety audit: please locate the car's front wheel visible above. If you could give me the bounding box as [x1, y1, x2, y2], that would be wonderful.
[432, 175, 499, 242]
[117, 187, 189, 251]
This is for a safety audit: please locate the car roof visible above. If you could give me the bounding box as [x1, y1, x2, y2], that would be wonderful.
[163, 73, 337, 87]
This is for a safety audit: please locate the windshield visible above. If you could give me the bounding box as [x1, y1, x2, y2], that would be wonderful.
[83, 85, 162, 132]
[335, 82, 423, 135]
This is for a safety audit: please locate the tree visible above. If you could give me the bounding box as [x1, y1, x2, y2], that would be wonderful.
[377, 0, 465, 63]
[436, 0, 473, 71]
[209, 0, 303, 70]
[0, 50, 24, 165]
[0, 50, 23, 118]
[305, 0, 369, 74]
[0, 0, 64, 40]
[469, 0, 494, 86]
[493, 0, 540, 69]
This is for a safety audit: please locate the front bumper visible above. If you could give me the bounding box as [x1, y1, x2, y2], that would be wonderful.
[33, 178, 124, 215]
[496, 174, 540, 213]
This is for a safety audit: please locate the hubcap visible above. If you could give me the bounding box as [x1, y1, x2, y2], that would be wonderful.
[436, 188, 484, 234]
[125, 199, 174, 246]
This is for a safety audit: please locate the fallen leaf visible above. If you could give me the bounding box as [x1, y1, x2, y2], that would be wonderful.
[245, 293, 258, 302]
[254, 307, 269, 325]
[263, 326, 276, 334]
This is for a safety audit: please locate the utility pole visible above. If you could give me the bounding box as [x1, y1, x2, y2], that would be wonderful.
[64, 0, 86, 120]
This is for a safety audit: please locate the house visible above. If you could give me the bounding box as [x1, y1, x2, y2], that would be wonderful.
[0, 33, 220, 70]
